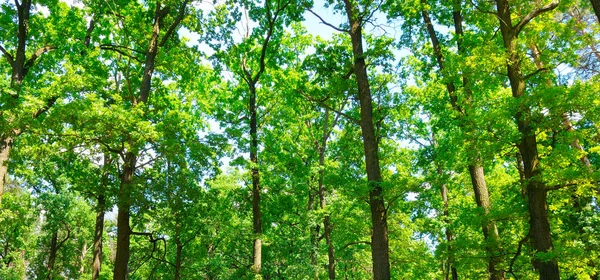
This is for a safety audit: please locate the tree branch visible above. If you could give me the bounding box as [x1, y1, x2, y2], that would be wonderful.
[523, 67, 549, 80]
[297, 90, 360, 125]
[305, 8, 350, 33]
[158, 0, 189, 47]
[24, 46, 55, 71]
[0, 45, 14, 66]
[514, 1, 559, 37]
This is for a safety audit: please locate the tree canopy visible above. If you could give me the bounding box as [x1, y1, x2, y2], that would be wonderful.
[1, 0, 599, 279]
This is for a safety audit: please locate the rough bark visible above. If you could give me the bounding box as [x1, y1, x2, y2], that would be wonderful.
[342, 1, 390, 279]
[494, 0, 560, 278]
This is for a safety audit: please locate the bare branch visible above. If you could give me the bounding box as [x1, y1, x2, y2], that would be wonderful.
[306, 8, 350, 33]
[514, 1, 559, 37]
[523, 67, 549, 80]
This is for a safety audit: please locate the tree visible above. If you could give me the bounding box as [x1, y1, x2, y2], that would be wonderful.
[493, 0, 560, 278]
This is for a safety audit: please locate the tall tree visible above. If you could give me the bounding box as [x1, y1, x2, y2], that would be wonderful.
[493, 0, 560, 278]
[340, 1, 390, 278]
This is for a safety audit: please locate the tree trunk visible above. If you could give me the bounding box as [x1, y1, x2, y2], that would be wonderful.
[0, 137, 13, 203]
[435, 161, 457, 280]
[47, 231, 59, 280]
[469, 164, 505, 280]
[79, 240, 88, 275]
[113, 153, 135, 280]
[92, 154, 110, 280]
[174, 224, 183, 280]
[92, 194, 105, 280]
[319, 110, 336, 280]
[249, 85, 263, 276]
[590, 0, 600, 24]
[342, 1, 390, 279]
[494, 0, 560, 278]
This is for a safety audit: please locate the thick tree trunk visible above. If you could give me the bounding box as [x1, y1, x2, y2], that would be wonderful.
[91, 194, 105, 280]
[0, 137, 12, 203]
[494, 0, 560, 278]
[249, 85, 263, 276]
[113, 153, 135, 280]
[591, 0, 600, 24]
[342, 1, 390, 279]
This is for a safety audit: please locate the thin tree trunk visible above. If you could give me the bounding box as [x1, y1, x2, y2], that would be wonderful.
[494, 0, 560, 278]
[92, 194, 105, 280]
[319, 109, 336, 280]
[435, 160, 457, 280]
[92, 154, 110, 280]
[342, 2, 390, 279]
[440, 180, 458, 280]
[249, 84, 263, 276]
[174, 224, 183, 280]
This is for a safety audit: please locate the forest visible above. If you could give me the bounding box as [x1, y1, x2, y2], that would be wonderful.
[0, 0, 599, 279]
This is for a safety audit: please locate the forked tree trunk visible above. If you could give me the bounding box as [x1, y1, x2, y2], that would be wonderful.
[494, 0, 560, 278]
[342, 1, 390, 279]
